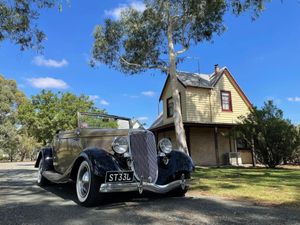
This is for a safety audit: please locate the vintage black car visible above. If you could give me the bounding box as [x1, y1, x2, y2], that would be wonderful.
[35, 113, 194, 206]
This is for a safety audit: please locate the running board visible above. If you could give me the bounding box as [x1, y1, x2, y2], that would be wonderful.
[42, 171, 69, 183]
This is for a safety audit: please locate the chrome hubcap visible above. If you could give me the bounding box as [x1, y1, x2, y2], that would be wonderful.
[76, 162, 91, 201]
[79, 171, 90, 197]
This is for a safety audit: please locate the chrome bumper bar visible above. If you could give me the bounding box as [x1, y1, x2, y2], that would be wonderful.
[100, 175, 189, 194]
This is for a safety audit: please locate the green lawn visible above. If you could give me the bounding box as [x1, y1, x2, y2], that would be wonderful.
[190, 167, 300, 207]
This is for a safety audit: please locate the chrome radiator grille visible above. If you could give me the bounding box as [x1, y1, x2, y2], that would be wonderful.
[129, 131, 158, 183]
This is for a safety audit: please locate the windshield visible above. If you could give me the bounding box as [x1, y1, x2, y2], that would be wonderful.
[78, 112, 131, 129]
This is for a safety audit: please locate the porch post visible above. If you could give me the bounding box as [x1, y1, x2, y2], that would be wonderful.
[233, 136, 239, 165]
[229, 128, 233, 152]
[214, 126, 220, 167]
[185, 125, 191, 157]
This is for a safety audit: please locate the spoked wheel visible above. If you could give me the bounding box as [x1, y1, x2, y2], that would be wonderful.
[76, 160, 102, 207]
[37, 160, 50, 186]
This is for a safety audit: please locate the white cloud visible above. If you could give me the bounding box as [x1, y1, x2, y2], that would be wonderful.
[27, 77, 69, 89]
[287, 97, 300, 102]
[136, 116, 148, 121]
[130, 1, 146, 11]
[88, 95, 100, 101]
[105, 1, 146, 20]
[32, 56, 68, 68]
[141, 91, 155, 97]
[100, 100, 109, 106]
[122, 93, 139, 98]
[89, 95, 109, 106]
[88, 95, 110, 106]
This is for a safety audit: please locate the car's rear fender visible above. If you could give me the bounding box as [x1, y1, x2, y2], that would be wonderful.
[34, 147, 54, 171]
[156, 150, 195, 185]
[70, 148, 123, 181]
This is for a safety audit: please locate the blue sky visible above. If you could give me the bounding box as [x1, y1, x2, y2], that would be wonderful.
[0, 1, 299, 126]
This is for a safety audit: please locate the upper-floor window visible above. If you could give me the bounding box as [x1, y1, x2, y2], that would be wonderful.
[166, 93, 182, 118]
[167, 97, 174, 118]
[221, 91, 232, 112]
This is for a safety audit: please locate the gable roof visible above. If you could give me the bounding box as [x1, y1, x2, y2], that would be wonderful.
[150, 112, 163, 129]
[159, 67, 252, 109]
[177, 71, 212, 88]
[159, 68, 225, 100]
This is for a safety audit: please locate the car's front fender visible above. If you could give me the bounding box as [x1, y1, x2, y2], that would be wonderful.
[156, 150, 195, 185]
[73, 148, 123, 178]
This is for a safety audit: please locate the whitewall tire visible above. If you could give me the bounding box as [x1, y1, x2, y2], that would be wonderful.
[76, 160, 102, 207]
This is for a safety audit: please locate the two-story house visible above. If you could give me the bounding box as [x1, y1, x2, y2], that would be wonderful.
[150, 65, 253, 166]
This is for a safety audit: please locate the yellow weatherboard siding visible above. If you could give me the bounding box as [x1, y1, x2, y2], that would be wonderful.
[161, 78, 187, 124]
[161, 72, 251, 125]
[186, 87, 212, 123]
[211, 74, 251, 123]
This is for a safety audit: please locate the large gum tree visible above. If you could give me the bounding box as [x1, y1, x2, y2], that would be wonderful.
[0, 0, 63, 50]
[91, 0, 268, 154]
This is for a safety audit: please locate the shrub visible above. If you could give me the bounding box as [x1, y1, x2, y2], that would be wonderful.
[237, 101, 300, 168]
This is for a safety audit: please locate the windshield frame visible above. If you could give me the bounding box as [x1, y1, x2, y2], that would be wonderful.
[77, 112, 133, 129]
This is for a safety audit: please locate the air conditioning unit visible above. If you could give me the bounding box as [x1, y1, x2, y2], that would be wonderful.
[228, 152, 242, 166]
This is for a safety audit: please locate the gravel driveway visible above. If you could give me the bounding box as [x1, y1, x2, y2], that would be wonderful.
[0, 162, 299, 225]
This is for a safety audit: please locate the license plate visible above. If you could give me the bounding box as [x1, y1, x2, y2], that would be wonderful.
[105, 171, 134, 183]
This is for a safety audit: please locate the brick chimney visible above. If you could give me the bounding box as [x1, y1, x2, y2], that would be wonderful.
[214, 64, 220, 73]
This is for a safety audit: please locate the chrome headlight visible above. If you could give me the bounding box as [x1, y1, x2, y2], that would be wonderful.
[112, 136, 128, 154]
[158, 138, 172, 154]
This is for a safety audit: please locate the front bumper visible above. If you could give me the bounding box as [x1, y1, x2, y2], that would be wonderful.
[100, 176, 190, 194]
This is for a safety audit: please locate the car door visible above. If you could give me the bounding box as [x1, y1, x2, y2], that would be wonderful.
[52, 132, 68, 174]
[52, 133, 61, 173]
[53, 130, 82, 174]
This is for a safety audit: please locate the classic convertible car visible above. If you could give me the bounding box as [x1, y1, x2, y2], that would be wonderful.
[35, 112, 194, 206]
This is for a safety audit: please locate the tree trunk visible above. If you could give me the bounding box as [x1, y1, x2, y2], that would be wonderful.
[20, 152, 25, 161]
[166, 15, 189, 155]
[251, 138, 256, 167]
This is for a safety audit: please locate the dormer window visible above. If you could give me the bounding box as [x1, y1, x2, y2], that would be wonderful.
[166, 93, 183, 118]
[167, 97, 174, 118]
[221, 91, 232, 112]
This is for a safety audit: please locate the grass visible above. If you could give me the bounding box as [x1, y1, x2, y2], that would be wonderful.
[190, 166, 300, 207]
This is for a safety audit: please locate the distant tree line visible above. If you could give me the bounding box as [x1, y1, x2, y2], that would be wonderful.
[0, 74, 105, 161]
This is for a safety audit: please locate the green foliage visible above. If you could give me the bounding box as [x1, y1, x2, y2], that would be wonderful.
[291, 125, 300, 164]
[0, 120, 19, 161]
[0, 0, 62, 50]
[91, 0, 269, 74]
[18, 90, 105, 144]
[18, 131, 41, 161]
[0, 75, 25, 161]
[237, 101, 300, 168]
[79, 114, 118, 129]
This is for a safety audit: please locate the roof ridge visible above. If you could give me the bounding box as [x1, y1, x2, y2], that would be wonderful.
[177, 70, 210, 76]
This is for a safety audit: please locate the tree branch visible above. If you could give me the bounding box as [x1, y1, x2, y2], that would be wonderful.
[175, 22, 190, 55]
[176, 47, 188, 55]
[120, 57, 168, 72]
